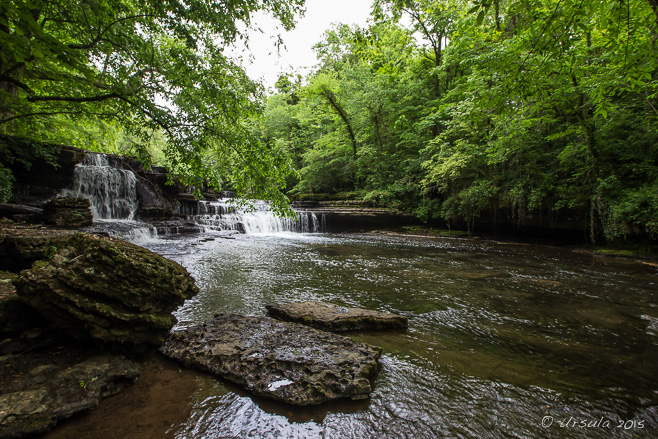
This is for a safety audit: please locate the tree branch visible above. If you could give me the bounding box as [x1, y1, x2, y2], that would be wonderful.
[67, 14, 157, 50]
[27, 92, 120, 103]
[0, 76, 34, 93]
[0, 109, 120, 125]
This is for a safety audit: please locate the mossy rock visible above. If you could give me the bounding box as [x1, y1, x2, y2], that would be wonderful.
[15, 232, 199, 348]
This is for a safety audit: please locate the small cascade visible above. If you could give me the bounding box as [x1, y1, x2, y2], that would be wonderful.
[179, 199, 324, 234]
[65, 153, 138, 220]
[88, 219, 160, 245]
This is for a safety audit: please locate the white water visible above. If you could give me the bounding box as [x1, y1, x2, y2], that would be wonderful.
[91, 219, 160, 245]
[63, 152, 323, 239]
[64, 153, 138, 220]
[179, 199, 324, 234]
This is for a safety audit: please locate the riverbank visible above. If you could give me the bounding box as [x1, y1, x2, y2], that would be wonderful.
[360, 225, 658, 264]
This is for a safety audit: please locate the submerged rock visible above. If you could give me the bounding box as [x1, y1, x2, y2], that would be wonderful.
[160, 314, 382, 406]
[266, 301, 408, 332]
[0, 353, 140, 438]
[14, 232, 198, 347]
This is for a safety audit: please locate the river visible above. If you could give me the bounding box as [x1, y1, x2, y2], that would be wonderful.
[93, 230, 658, 439]
[35, 150, 657, 438]
[36, 225, 658, 438]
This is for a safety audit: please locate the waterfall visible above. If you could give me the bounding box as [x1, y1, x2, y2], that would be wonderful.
[65, 153, 138, 220]
[62, 152, 323, 237]
[178, 199, 324, 234]
[61, 152, 159, 244]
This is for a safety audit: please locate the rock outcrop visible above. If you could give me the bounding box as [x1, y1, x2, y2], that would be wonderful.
[160, 313, 382, 406]
[0, 353, 140, 438]
[266, 301, 408, 332]
[13, 231, 198, 347]
[0, 225, 77, 272]
[0, 205, 43, 224]
[43, 197, 92, 228]
[0, 136, 86, 206]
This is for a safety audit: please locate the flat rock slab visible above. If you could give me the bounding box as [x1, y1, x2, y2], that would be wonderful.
[160, 314, 382, 406]
[266, 302, 408, 332]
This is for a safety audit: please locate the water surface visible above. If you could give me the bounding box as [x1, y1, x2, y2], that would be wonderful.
[139, 232, 657, 438]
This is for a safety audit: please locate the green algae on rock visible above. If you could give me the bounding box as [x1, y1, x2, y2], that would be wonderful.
[160, 313, 382, 406]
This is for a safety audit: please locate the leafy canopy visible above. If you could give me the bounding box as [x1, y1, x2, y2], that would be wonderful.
[0, 0, 305, 213]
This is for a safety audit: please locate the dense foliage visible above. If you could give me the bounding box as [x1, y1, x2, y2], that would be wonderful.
[0, 0, 304, 213]
[2, 0, 656, 240]
[257, 0, 658, 241]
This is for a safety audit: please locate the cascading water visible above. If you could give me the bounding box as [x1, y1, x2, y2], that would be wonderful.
[178, 199, 324, 234]
[63, 152, 323, 239]
[65, 153, 138, 220]
[62, 153, 158, 243]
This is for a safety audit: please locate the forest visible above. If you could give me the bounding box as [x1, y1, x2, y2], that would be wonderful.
[1, 0, 657, 241]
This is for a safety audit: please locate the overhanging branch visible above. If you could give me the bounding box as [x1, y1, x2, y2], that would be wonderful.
[26, 92, 120, 103]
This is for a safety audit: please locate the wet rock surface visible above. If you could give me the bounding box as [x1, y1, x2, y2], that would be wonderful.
[13, 231, 199, 347]
[0, 347, 140, 439]
[160, 313, 382, 406]
[266, 301, 408, 332]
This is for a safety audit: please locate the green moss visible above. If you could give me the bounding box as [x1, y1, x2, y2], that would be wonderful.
[32, 260, 49, 269]
[0, 271, 18, 281]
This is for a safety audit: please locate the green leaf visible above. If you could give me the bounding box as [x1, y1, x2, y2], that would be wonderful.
[476, 10, 485, 26]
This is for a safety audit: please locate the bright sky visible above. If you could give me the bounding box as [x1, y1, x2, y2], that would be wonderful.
[236, 0, 374, 90]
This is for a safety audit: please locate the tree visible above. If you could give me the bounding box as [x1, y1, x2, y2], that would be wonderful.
[0, 0, 305, 212]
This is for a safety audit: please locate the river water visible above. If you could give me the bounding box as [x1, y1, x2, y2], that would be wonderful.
[123, 230, 657, 439]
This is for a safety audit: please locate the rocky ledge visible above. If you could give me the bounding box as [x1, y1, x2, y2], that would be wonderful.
[266, 302, 408, 332]
[0, 225, 199, 349]
[160, 314, 382, 406]
[14, 232, 199, 348]
[43, 197, 93, 228]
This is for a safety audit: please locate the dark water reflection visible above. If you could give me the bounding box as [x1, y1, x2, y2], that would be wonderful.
[143, 232, 658, 438]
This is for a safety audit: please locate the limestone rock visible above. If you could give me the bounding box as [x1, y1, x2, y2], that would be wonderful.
[0, 226, 77, 272]
[135, 179, 175, 220]
[43, 197, 92, 228]
[0, 136, 86, 206]
[266, 301, 408, 332]
[15, 233, 199, 347]
[0, 354, 140, 438]
[160, 314, 382, 406]
[0, 204, 43, 224]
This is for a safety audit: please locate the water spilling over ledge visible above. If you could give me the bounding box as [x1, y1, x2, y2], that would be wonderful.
[177, 199, 324, 234]
[64, 153, 138, 220]
[61, 151, 324, 240]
